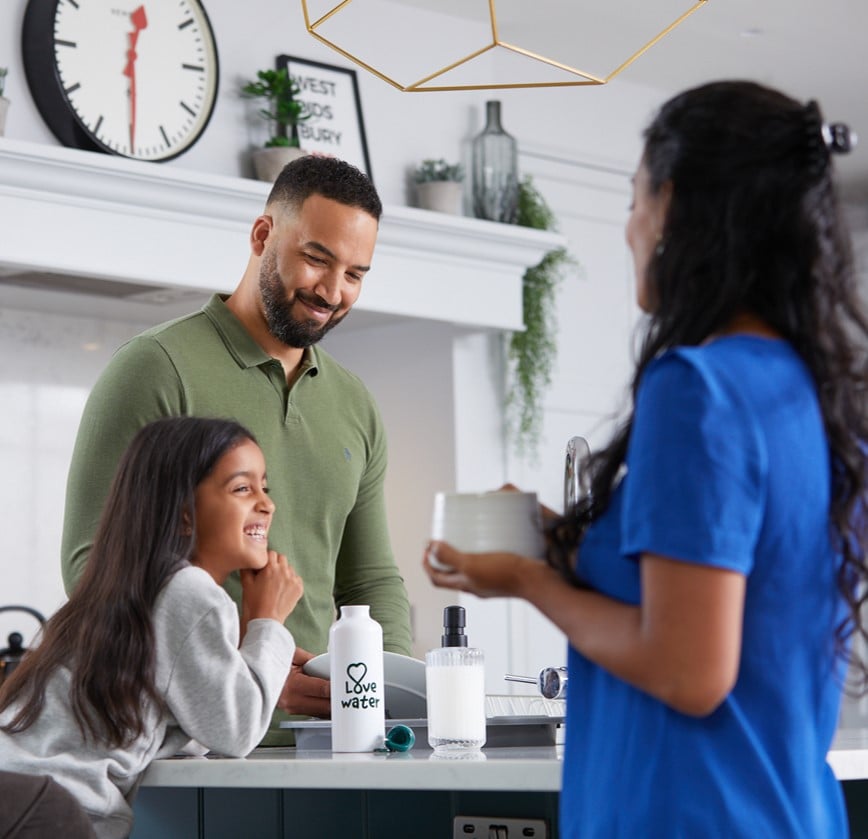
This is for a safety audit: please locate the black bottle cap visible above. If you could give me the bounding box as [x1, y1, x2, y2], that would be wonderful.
[442, 605, 468, 647]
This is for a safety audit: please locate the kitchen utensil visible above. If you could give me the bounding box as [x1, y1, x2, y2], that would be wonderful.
[0, 605, 46, 685]
[304, 650, 427, 719]
[281, 694, 566, 750]
[429, 490, 545, 571]
[505, 666, 568, 700]
[564, 436, 591, 512]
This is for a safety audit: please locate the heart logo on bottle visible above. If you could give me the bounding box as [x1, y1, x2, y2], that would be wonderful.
[346, 662, 367, 688]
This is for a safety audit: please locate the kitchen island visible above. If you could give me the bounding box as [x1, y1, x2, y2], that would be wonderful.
[133, 745, 560, 838]
[132, 734, 868, 838]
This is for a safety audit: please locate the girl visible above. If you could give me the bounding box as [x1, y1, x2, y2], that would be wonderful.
[0, 416, 303, 838]
[425, 81, 868, 837]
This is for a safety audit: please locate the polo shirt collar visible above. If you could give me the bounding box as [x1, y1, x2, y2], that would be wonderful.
[203, 294, 319, 376]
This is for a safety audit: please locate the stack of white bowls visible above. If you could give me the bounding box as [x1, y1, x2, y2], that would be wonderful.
[430, 491, 545, 558]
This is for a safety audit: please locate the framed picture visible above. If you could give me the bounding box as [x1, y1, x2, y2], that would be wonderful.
[277, 55, 373, 181]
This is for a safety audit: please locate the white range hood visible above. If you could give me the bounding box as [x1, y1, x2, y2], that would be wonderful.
[0, 138, 564, 331]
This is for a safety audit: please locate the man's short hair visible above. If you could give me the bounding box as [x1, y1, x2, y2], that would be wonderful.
[266, 155, 382, 221]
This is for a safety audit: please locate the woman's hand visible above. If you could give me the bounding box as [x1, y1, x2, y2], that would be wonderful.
[424, 540, 745, 717]
[496, 482, 559, 524]
[423, 540, 550, 599]
[240, 550, 304, 627]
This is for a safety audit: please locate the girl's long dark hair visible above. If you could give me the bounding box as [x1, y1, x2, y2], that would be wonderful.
[0, 417, 257, 747]
[547, 81, 868, 688]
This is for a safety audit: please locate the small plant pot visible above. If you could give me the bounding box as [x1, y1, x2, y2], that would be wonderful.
[416, 181, 463, 215]
[0, 97, 9, 137]
[251, 146, 308, 183]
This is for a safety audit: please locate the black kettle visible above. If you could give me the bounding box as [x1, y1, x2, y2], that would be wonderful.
[0, 605, 46, 686]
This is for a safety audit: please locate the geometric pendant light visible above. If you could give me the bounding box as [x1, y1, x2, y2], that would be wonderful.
[301, 0, 709, 92]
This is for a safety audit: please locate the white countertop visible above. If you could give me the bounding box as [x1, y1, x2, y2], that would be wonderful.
[141, 745, 563, 791]
[141, 732, 868, 790]
[830, 728, 868, 781]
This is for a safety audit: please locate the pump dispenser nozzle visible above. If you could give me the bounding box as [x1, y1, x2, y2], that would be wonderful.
[442, 605, 468, 647]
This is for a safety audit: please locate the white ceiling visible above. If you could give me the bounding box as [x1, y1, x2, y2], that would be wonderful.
[378, 0, 868, 198]
[604, 0, 868, 196]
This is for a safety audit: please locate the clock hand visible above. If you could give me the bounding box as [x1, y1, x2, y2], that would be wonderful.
[122, 5, 148, 154]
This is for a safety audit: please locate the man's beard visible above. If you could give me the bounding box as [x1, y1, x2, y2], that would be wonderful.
[258, 250, 347, 349]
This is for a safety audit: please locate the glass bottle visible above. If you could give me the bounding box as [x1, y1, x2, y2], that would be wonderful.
[425, 605, 487, 753]
[329, 605, 385, 752]
[472, 100, 519, 224]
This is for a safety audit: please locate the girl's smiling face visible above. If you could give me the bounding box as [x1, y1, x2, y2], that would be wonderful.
[191, 438, 275, 584]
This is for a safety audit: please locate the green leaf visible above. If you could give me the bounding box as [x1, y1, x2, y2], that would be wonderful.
[506, 177, 577, 460]
[241, 67, 311, 146]
[413, 158, 464, 183]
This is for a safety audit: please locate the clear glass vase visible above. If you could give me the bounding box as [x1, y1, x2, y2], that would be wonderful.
[471, 100, 518, 224]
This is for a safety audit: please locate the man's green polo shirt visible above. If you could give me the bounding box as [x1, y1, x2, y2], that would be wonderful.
[62, 295, 412, 737]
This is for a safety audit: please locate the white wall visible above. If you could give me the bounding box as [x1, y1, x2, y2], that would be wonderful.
[0, 305, 150, 642]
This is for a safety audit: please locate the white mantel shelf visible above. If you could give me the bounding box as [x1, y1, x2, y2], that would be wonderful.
[0, 138, 565, 331]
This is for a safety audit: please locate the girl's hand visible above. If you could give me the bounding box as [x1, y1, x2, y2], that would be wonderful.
[240, 550, 303, 626]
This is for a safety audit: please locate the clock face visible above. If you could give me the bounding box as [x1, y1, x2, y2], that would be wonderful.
[23, 0, 220, 162]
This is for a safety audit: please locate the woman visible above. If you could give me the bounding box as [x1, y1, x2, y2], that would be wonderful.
[0, 417, 303, 838]
[424, 81, 868, 837]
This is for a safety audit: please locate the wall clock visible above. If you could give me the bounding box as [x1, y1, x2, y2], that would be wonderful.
[22, 0, 220, 162]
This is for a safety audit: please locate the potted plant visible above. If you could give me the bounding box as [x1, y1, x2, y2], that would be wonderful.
[241, 67, 311, 182]
[0, 68, 9, 137]
[506, 176, 576, 459]
[413, 158, 465, 215]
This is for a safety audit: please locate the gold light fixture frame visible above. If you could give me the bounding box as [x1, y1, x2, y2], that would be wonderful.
[301, 0, 709, 92]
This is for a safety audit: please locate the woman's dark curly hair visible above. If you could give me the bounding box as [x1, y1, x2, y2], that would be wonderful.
[547, 80, 868, 689]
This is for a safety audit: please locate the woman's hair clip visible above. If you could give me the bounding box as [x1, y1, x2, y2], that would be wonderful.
[821, 122, 857, 154]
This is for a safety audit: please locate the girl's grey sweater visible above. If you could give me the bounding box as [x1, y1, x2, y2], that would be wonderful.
[0, 565, 296, 837]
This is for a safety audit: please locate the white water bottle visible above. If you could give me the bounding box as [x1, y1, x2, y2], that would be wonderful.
[426, 605, 486, 753]
[329, 605, 385, 752]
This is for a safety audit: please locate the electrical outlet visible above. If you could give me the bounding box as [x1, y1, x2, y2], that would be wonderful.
[453, 816, 548, 838]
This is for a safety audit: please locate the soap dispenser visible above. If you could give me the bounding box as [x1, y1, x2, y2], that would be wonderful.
[425, 605, 486, 753]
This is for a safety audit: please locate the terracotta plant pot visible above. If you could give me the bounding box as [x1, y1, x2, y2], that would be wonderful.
[416, 181, 464, 215]
[251, 146, 307, 183]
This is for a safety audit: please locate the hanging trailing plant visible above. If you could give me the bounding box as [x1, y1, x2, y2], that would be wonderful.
[506, 176, 576, 459]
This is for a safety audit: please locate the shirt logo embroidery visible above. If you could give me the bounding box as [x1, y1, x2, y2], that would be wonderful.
[344, 447, 352, 462]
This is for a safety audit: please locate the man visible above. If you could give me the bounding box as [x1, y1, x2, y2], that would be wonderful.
[61, 156, 412, 743]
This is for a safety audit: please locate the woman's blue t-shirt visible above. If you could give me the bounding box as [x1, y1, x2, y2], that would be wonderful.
[561, 336, 848, 838]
